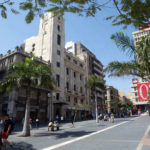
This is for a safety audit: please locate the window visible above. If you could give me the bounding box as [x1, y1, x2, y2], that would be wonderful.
[9, 57, 13, 63]
[136, 98, 138, 102]
[66, 68, 69, 75]
[2, 61, 5, 67]
[134, 87, 137, 91]
[56, 93, 59, 100]
[80, 99, 83, 104]
[80, 63, 83, 68]
[56, 62, 60, 67]
[74, 84, 76, 91]
[111, 96, 113, 100]
[74, 72, 76, 78]
[57, 34, 61, 45]
[67, 96, 70, 102]
[80, 75, 82, 80]
[32, 43, 35, 51]
[66, 55, 71, 60]
[57, 25, 60, 31]
[66, 82, 69, 90]
[56, 74, 60, 87]
[135, 93, 138, 96]
[73, 59, 77, 64]
[57, 50, 60, 55]
[74, 97, 77, 103]
[110, 90, 113, 94]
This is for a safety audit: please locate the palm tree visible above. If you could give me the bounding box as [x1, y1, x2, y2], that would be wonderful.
[0, 56, 55, 136]
[85, 75, 105, 123]
[104, 32, 150, 80]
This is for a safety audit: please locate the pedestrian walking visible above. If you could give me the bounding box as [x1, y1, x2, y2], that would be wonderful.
[71, 115, 75, 128]
[35, 118, 39, 129]
[29, 118, 32, 130]
[22, 117, 24, 126]
[60, 115, 64, 123]
[110, 113, 114, 123]
[1, 114, 14, 149]
[0, 117, 4, 149]
[56, 115, 59, 121]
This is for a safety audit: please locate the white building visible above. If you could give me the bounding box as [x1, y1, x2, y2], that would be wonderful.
[131, 25, 150, 109]
[24, 13, 91, 120]
[131, 79, 148, 110]
[132, 25, 150, 46]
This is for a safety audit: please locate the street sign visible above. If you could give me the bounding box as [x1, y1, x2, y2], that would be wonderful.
[137, 82, 150, 101]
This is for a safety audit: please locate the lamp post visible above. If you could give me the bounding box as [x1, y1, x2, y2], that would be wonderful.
[47, 92, 55, 121]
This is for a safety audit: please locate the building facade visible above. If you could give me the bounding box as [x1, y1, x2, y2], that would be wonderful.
[0, 12, 105, 121]
[132, 25, 150, 46]
[64, 51, 90, 120]
[106, 86, 120, 113]
[65, 41, 106, 116]
[0, 48, 51, 121]
[130, 79, 148, 111]
[132, 25, 150, 110]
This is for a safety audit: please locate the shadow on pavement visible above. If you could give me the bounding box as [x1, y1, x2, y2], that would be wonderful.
[3, 142, 36, 150]
[34, 130, 94, 139]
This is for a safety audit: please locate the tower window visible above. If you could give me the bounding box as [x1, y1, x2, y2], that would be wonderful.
[57, 25, 60, 31]
[66, 68, 69, 75]
[74, 72, 76, 78]
[66, 82, 69, 90]
[56, 74, 60, 87]
[56, 62, 60, 67]
[74, 84, 76, 91]
[57, 50, 60, 55]
[57, 35, 61, 45]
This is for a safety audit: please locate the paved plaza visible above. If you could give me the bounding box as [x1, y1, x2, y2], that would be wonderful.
[3, 114, 150, 150]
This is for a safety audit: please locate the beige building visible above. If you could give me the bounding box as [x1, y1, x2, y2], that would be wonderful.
[119, 92, 132, 104]
[64, 51, 90, 120]
[106, 86, 120, 113]
[65, 42, 105, 116]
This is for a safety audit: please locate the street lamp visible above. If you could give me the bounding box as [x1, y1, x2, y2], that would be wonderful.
[47, 92, 55, 121]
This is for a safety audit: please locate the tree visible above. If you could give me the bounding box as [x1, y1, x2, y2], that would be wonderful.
[1, 0, 150, 27]
[85, 74, 105, 123]
[104, 32, 150, 81]
[0, 55, 55, 136]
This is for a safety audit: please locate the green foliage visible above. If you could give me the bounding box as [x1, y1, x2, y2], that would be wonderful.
[1, 9, 6, 18]
[0, 55, 55, 92]
[104, 32, 150, 80]
[85, 74, 105, 92]
[0, 0, 150, 27]
[125, 100, 133, 109]
[110, 32, 135, 57]
[110, 100, 124, 108]
[25, 10, 35, 23]
[110, 99, 133, 109]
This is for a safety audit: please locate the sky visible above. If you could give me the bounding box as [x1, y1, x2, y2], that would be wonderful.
[0, 6, 138, 95]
